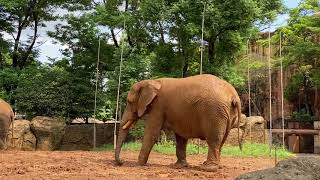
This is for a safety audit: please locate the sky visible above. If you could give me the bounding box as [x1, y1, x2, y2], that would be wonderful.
[4, 0, 301, 62]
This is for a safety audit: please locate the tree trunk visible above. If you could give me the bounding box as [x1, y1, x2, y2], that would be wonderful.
[21, 11, 38, 68]
[208, 38, 216, 64]
[111, 29, 119, 48]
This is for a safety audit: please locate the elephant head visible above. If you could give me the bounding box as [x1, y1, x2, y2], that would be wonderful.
[115, 80, 161, 165]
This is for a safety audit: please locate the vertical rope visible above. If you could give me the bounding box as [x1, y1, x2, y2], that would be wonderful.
[114, 19, 126, 150]
[247, 39, 251, 117]
[198, 2, 206, 154]
[247, 39, 252, 144]
[268, 27, 273, 154]
[200, 2, 205, 75]
[93, 37, 101, 149]
[280, 31, 285, 149]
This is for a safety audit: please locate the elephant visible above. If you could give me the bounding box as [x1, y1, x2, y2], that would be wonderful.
[114, 74, 242, 172]
[0, 98, 14, 150]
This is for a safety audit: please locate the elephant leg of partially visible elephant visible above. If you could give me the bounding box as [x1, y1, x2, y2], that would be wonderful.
[138, 114, 163, 165]
[172, 133, 188, 168]
[0, 135, 7, 150]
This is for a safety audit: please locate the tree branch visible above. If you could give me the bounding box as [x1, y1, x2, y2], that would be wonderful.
[111, 28, 119, 47]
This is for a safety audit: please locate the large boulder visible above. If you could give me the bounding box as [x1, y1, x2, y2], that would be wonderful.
[226, 114, 267, 145]
[6, 120, 36, 151]
[236, 157, 320, 180]
[30, 116, 66, 150]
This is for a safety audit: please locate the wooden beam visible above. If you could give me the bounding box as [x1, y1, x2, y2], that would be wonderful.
[271, 129, 320, 135]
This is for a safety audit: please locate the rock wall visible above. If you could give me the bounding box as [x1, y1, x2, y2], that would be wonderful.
[242, 66, 320, 122]
[60, 124, 118, 151]
[7, 117, 119, 151]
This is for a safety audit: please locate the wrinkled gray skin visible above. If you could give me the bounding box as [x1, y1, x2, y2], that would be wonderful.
[115, 74, 242, 171]
[0, 99, 14, 150]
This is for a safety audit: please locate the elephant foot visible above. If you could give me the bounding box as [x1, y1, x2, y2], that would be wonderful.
[170, 160, 189, 169]
[198, 161, 219, 172]
[138, 159, 148, 166]
[114, 159, 124, 166]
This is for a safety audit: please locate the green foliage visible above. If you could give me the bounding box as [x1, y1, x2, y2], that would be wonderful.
[284, 73, 304, 101]
[128, 121, 145, 140]
[292, 110, 316, 122]
[279, 1, 320, 105]
[95, 142, 294, 159]
[14, 65, 72, 118]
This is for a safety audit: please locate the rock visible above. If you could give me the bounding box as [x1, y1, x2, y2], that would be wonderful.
[72, 118, 104, 124]
[226, 115, 267, 145]
[60, 124, 117, 150]
[236, 157, 320, 180]
[6, 120, 36, 151]
[225, 128, 244, 146]
[30, 116, 66, 150]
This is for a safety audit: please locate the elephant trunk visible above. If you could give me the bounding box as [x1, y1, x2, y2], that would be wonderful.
[114, 110, 138, 165]
[114, 126, 130, 165]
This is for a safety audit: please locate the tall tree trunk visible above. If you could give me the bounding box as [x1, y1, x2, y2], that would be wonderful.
[12, 24, 23, 68]
[159, 22, 165, 44]
[111, 29, 119, 48]
[0, 51, 3, 69]
[208, 37, 216, 64]
[21, 11, 38, 68]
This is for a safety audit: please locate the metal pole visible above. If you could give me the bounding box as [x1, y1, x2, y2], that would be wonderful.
[280, 31, 285, 149]
[93, 37, 101, 149]
[268, 27, 273, 154]
[114, 19, 126, 150]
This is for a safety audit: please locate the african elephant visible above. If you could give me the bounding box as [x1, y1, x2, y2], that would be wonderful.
[0, 99, 14, 150]
[114, 74, 242, 171]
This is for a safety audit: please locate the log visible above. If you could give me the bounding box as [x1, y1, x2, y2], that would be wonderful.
[271, 129, 320, 135]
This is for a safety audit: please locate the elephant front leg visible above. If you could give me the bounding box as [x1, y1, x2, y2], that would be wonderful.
[171, 133, 189, 168]
[138, 119, 162, 165]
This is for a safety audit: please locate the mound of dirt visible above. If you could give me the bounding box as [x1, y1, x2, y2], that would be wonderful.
[236, 157, 320, 180]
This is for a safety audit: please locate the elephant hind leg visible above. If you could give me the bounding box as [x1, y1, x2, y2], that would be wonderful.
[200, 123, 227, 172]
[0, 136, 6, 150]
[171, 133, 188, 168]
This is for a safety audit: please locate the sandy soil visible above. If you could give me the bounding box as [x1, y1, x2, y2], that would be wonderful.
[0, 150, 275, 180]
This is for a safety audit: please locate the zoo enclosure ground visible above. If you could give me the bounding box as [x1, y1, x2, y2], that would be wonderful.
[0, 150, 277, 180]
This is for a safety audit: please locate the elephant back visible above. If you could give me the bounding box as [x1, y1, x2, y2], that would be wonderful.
[0, 99, 14, 122]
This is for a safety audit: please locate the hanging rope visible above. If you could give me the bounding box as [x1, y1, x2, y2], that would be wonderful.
[93, 37, 101, 149]
[280, 31, 285, 149]
[247, 39, 252, 117]
[268, 26, 273, 154]
[247, 38, 253, 143]
[114, 19, 126, 150]
[197, 1, 206, 154]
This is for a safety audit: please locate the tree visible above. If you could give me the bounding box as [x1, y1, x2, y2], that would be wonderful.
[278, 0, 320, 119]
[0, 0, 92, 69]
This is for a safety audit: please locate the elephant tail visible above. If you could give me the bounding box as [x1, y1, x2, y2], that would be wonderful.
[232, 97, 242, 151]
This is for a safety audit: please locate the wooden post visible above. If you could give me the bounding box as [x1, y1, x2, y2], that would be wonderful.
[315, 121, 320, 154]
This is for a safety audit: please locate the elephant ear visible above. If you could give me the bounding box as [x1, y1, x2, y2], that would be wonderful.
[137, 80, 161, 117]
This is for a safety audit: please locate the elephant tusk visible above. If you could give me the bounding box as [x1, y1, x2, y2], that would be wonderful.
[122, 120, 133, 130]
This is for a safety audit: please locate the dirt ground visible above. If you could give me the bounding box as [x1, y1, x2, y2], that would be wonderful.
[0, 150, 275, 180]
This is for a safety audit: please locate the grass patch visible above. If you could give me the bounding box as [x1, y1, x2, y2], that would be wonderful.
[95, 141, 294, 159]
